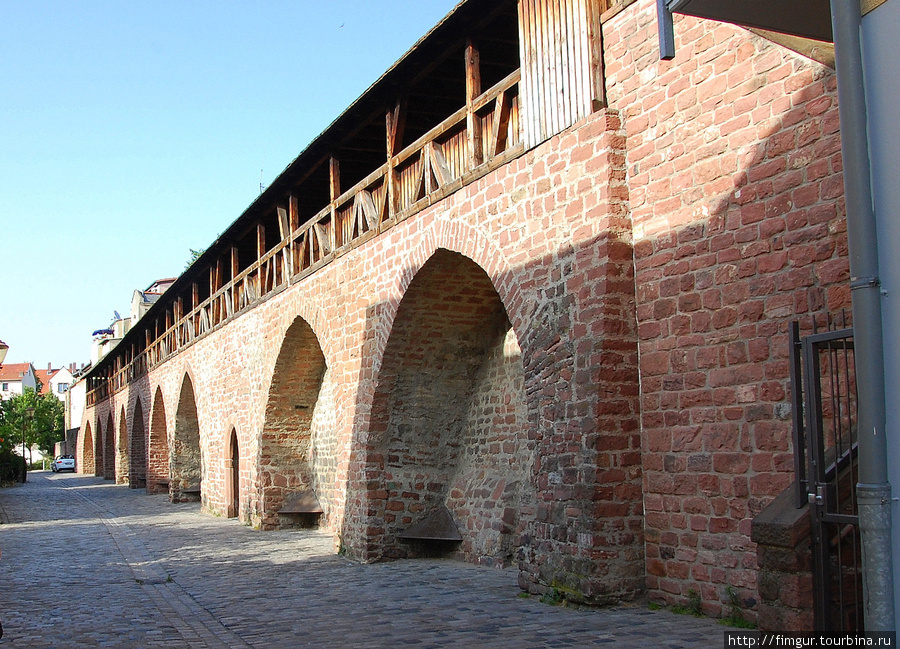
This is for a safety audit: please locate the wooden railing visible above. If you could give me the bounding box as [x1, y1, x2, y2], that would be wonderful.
[88, 69, 523, 406]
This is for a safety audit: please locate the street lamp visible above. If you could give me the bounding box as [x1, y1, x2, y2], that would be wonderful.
[0, 340, 8, 365]
[22, 406, 34, 483]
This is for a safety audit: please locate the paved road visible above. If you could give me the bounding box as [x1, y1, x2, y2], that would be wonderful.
[0, 473, 724, 648]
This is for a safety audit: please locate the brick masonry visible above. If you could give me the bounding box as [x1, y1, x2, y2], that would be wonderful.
[603, 0, 846, 621]
[80, 0, 848, 622]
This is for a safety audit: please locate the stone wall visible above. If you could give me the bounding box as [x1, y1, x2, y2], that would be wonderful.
[603, 0, 846, 619]
[79, 0, 850, 616]
[82, 107, 643, 604]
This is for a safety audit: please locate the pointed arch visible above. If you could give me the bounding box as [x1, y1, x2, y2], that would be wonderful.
[352, 248, 531, 565]
[148, 386, 170, 494]
[130, 398, 147, 489]
[226, 428, 240, 518]
[172, 373, 201, 502]
[258, 316, 333, 529]
[116, 406, 129, 484]
[103, 412, 115, 479]
[80, 421, 95, 475]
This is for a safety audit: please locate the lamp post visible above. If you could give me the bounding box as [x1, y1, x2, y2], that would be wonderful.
[22, 406, 34, 483]
[0, 339, 8, 365]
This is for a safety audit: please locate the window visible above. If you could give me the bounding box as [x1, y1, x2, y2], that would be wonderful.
[57, 383, 69, 393]
[1, 382, 7, 391]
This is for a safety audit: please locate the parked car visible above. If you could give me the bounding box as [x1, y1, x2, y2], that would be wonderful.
[52, 455, 75, 473]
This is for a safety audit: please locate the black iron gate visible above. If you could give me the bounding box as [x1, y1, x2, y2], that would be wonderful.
[790, 321, 863, 634]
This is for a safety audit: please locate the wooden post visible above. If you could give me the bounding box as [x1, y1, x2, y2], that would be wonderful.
[257, 223, 266, 297]
[386, 100, 405, 221]
[329, 156, 340, 252]
[192, 282, 199, 332]
[289, 195, 299, 273]
[466, 38, 484, 168]
[230, 246, 240, 314]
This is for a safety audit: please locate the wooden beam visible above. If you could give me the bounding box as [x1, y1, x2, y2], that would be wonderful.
[288, 195, 299, 276]
[277, 206, 289, 240]
[386, 100, 407, 222]
[329, 156, 341, 201]
[466, 38, 484, 168]
[230, 246, 240, 314]
[862, 0, 888, 14]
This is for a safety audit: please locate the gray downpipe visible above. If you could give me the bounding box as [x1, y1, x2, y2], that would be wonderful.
[830, 0, 895, 632]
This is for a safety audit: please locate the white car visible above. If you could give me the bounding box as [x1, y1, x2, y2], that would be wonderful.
[52, 455, 75, 473]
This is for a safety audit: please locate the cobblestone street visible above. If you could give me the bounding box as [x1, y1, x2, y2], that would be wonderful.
[0, 474, 724, 648]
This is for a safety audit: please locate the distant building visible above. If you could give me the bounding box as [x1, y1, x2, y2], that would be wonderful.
[34, 364, 77, 402]
[131, 278, 176, 323]
[0, 362, 37, 400]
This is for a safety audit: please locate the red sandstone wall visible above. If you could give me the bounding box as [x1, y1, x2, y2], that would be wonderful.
[81, 107, 643, 604]
[604, 0, 846, 618]
[79, 2, 848, 614]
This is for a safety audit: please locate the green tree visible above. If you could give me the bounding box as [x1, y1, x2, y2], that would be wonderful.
[0, 383, 65, 462]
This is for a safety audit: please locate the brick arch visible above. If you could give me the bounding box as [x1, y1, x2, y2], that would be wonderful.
[147, 386, 170, 494]
[350, 248, 531, 564]
[79, 421, 96, 475]
[130, 397, 147, 489]
[116, 406, 129, 484]
[103, 412, 115, 479]
[172, 373, 202, 502]
[257, 316, 332, 529]
[377, 218, 524, 344]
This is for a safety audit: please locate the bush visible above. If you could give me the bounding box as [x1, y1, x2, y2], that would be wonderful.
[0, 448, 26, 484]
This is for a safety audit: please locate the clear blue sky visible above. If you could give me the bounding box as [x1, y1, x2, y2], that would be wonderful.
[0, 0, 459, 367]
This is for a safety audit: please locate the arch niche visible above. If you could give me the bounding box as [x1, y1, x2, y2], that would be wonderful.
[360, 249, 531, 566]
[130, 398, 147, 489]
[147, 386, 171, 495]
[226, 428, 240, 518]
[171, 374, 202, 502]
[80, 422, 96, 475]
[258, 316, 334, 530]
[116, 406, 129, 484]
[103, 413, 115, 479]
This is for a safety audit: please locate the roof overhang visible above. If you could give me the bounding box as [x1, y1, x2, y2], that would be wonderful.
[666, 0, 833, 42]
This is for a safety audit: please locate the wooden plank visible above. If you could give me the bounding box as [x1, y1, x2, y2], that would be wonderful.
[357, 190, 378, 230]
[518, 0, 535, 148]
[491, 89, 513, 156]
[586, 0, 606, 109]
[313, 222, 332, 255]
[862, 0, 888, 14]
[428, 141, 453, 188]
[277, 206, 289, 240]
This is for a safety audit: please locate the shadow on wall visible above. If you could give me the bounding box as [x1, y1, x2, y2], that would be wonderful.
[256, 316, 334, 530]
[339, 213, 644, 605]
[171, 373, 202, 503]
[610, 14, 848, 616]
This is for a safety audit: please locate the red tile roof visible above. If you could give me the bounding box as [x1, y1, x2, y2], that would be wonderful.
[0, 363, 33, 382]
[34, 368, 58, 395]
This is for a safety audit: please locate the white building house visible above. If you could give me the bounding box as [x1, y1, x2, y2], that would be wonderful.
[0, 362, 37, 400]
[34, 364, 75, 402]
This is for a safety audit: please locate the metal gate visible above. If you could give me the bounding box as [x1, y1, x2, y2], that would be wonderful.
[789, 321, 863, 634]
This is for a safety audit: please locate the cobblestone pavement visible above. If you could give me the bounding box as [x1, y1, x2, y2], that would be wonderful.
[0, 473, 725, 648]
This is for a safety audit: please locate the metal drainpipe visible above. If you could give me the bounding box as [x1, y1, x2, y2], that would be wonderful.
[830, 0, 895, 632]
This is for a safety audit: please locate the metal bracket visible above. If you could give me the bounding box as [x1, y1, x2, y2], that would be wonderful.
[850, 276, 881, 290]
[657, 0, 675, 60]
